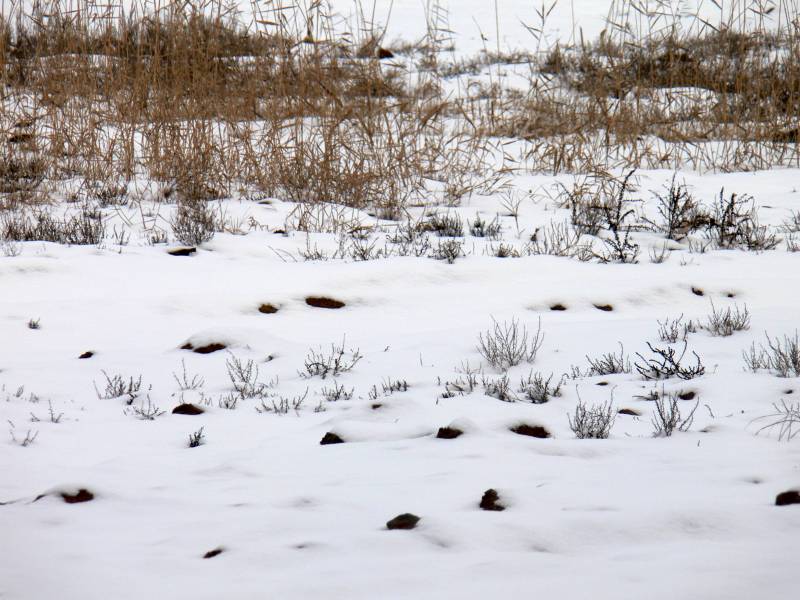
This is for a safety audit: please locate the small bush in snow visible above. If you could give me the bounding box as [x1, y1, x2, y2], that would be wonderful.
[8, 422, 38, 447]
[703, 301, 750, 337]
[657, 315, 697, 343]
[95, 371, 144, 404]
[429, 239, 464, 263]
[481, 374, 517, 402]
[569, 396, 615, 439]
[635, 342, 705, 381]
[645, 174, 704, 241]
[188, 427, 205, 448]
[751, 400, 800, 441]
[171, 200, 217, 246]
[573, 343, 631, 377]
[743, 332, 800, 377]
[301, 339, 363, 379]
[172, 359, 205, 391]
[1, 205, 105, 245]
[704, 189, 779, 251]
[470, 215, 502, 239]
[421, 212, 464, 237]
[256, 388, 308, 415]
[518, 371, 564, 404]
[321, 381, 354, 402]
[128, 396, 165, 420]
[226, 352, 275, 398]
[477, 317, 543, 371]
[651, 393, 698, 437]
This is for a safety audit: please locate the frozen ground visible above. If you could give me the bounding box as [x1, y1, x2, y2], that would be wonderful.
[2, 1, 800, 599]
[1, 167, 799, 599]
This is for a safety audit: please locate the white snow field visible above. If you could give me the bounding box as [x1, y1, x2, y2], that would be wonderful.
[2, 1, 800, 599]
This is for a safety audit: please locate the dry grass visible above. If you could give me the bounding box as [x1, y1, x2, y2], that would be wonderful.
[0, 0, 798, 223]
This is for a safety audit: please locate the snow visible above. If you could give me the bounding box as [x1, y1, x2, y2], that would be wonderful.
[2, 166, 800, 599]
[2, 2, 800, 599]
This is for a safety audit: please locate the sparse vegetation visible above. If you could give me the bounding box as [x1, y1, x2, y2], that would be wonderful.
[477, 317, 544, 371]
[651, 393, 699, 437]
[744, 332, 800, 377]
[568, 395, 616, 439]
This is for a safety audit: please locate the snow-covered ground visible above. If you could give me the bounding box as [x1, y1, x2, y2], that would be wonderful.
[2, 2, 800, 600]
[2, 168, 799, 599]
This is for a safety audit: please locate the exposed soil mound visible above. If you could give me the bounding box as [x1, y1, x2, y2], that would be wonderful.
[618, 408, 641, 416]
[61, 489, 94, 504]
[320, 432, 344, 445]
[305, 297, 345, 309]
[436, 426, 464, 439]
[181, 342, 227, 354]
[511, 424, 551, 438]
[775, 490, 800, 506]
[172, 403, 204, 415]
[386, 513, 420, 530]
[168, 247, 197, 256]
[479, 489, 505, 511]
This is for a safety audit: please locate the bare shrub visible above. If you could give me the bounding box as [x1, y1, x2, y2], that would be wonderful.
[569, 396, 615, 439]
[301, 339, 363, 379]
[477, 317, 544, 371]
[518, 371, 564, 404]
[576, 343, 631, 377]
[481, 374, 517, 402]
[422, 213, 464, 237]
[657, 315, 697, 343]
[470, 215, 502, 239]
[95, 371, 143, 404]
[225, 353, 275, 399]
[635, 342, 705, 381]
[171, 200, 217, 246]
[743, 332, 800, 377]
[526, 221, 591, 260]
[429, 239, 464, 263]
[173, 359, 205, 391]
[256, 389, 308, 415]
[644, 175, 704, 240]
[1, 206, 105, 245]
[704, 190, 780, 251]
[128, 396, 165, 420]
[321, 382, 354, 402]
[751, 400, 800, 441]
[651, 393, 699, 437]
[8, 422, 38, 447]
[704, 301, 750, 337]
[188, 427, 206, 448]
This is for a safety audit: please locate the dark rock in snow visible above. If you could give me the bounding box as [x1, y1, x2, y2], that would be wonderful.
[305, 296, 345, 309]
[168, 246, 197, 256]
[182, 342, 227, 354]
[617, 408, 641, 416]
[436, 426, 463, 439]
[172, 403, 204, 415]
[511, 424, 551, 438]
[479, 489, 505, 511]
[320, 432, 344, 445]
[775, 490, 800, 506]
[61, 489, 94, 504]
[386, 513, 420, 530]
